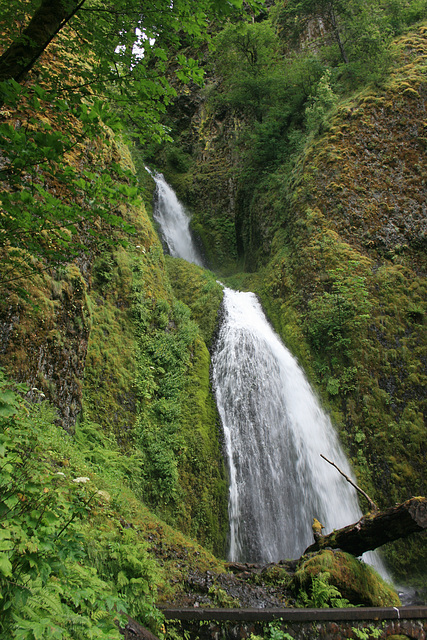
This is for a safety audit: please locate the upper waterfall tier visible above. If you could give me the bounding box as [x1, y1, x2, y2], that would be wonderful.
[153, 173, 204, 267]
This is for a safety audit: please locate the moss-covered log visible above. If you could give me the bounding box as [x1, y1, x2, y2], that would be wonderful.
[304, 497, 427, 557]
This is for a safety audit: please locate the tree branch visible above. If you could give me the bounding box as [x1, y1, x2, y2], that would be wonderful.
[304, 497, 427, 557]
[0, 0, 88, 86]
[320, 454, 378, 513]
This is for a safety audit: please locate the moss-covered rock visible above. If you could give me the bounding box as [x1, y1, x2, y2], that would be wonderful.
[165, 256, 224, 347]
[292, 550, 400, 607]
[0, 260, 91, 432]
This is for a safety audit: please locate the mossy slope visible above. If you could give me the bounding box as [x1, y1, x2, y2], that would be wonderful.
[159, 23, 427, 589]
[258, 28, 426, 584]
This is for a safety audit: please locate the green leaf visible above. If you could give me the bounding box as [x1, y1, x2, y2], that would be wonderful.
[154, 47, 168, 61]
[0, 552, 13, 577]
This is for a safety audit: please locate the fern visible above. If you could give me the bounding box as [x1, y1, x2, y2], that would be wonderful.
[298, 571, 352, 608]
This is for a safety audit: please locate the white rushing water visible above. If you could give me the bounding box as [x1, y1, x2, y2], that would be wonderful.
[211, 287, 362, 562]
[153, 173, 203, 266]
[152, 171, 388, 574]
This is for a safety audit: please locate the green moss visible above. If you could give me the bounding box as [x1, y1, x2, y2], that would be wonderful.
[293, 550, 400, 607]
[0, 259, 92, 431]
[177, 335, 229, 556]
[83, 288, 138, 445]
[83, 211, 166, 445]
[165, 256, 224, 348]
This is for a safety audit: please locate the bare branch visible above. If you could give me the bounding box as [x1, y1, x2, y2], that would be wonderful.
[320, 453, 378, 513]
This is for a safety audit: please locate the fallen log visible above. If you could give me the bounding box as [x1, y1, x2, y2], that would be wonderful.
[123, 617, 161, 640]
[304, 497, 427, 557]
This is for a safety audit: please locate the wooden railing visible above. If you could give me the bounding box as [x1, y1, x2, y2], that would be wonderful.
[159, 606, 427, 640]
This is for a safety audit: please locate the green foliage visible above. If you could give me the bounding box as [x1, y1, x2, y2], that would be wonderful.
[134, 292, 199, 508]
[74, 420, 144, 487]
[85, 240, 192, 513]
[210, 19, 317, 137]
[265, 621, 294, 640]
[296, 571, 352, 608]
[271, 0, 419, 85]
[305, 263, 371, 362]
[128, 250, 226, 547]
[193, 0, 426, 268]
[0, 368, 27, 417]
[305, 69, 337, 135]
[165, 257, 224, 347]
[249, 621, 294, 640]
[352, 625, 383, 640]
[183, 3, 427, 273]
[165, 147, 193, 174]
[212, 21, 282, 121]
[0, 364, 197, 637]
[0, 372, 130, 638]
[85, 527, 162, 626]
[0, 84, 137, 289]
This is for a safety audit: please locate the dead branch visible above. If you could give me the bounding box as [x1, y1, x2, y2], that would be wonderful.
[321, 454, 378, 513]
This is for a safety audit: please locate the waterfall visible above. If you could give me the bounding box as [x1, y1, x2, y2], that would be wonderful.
[151, 172, 388, 572]
[211, 287, 362, 562]
[153, 173, 203, 266]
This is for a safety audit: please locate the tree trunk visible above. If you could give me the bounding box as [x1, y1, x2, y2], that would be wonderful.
[304, 497, 427, 557]
[0, 0, 86, 84]
[326, 4, 349, 64]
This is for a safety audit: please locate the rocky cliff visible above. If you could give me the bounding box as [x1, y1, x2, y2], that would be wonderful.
[148, 22, 426, 588]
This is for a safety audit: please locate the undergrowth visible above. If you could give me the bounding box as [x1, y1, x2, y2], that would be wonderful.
[0, 366, 227, 638]
[0, 369, 159, 639]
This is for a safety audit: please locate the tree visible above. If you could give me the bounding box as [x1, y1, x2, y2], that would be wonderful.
[272, 0, 398, 77]
[272, 0, 350, 64]
[0, 0, 264, 111]
[212, 21, 282, 121]
[0, 0, 264, 288]
[0, 0, 84, 85]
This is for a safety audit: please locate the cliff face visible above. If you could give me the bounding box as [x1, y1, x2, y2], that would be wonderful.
[155, 23, 426, 586]
[263, 28, 426, 514]
[0, 95, 228, 558]
[294, 32, 426, 268]
[0, 5, 425, 605]
[0, 261, 91, 431]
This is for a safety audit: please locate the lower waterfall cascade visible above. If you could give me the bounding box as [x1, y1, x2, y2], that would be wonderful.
[211, 286, 363, 563]
[151, 171, 389, 576]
